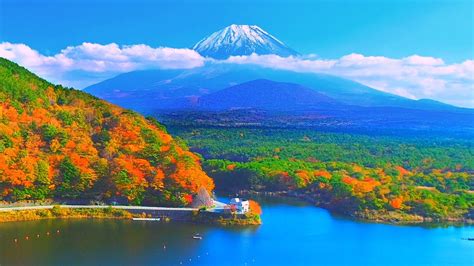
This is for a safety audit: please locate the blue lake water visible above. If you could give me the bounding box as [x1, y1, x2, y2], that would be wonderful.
[0, 196, 472, 265]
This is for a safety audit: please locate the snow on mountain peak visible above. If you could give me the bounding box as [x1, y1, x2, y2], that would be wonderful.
[192, 24, 298, 59]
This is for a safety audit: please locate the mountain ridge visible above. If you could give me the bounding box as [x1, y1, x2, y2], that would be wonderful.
[196, 79, 342, 111]
[84, 63, 469, 114]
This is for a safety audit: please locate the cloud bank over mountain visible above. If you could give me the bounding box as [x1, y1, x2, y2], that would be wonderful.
[0, 42, 472, 107]
[226, 53, 474, 107]
[0, 42, 204, 88]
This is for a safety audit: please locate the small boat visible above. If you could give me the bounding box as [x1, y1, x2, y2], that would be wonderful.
[193, 234, 202, 240]
[132, 217, 161, 221]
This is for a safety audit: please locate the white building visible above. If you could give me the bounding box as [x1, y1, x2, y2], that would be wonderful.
[229, 198, 249, 214]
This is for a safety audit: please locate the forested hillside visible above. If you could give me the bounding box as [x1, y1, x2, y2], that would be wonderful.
[173, 127, 474, 221]
[0, 58, 213, 206]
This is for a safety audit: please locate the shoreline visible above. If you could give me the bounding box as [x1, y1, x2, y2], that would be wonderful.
[233, 190, 474, 226]
[0, 206, 135, 224]
[0, 204, 261, 226]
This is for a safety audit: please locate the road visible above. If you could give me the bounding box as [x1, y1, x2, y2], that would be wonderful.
[0, 205, 198, 212]
[0, 200, 227, 212]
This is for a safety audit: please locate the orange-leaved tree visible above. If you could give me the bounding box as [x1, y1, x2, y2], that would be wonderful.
[248, 200, 262, 215]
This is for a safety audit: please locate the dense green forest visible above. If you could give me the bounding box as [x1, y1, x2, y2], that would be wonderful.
[0, 58, 213, 206]
[171, 126, 474, 221]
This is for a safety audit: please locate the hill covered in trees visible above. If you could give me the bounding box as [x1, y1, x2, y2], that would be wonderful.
[172, 126, 474, 222]
[0, 58, 214, 206]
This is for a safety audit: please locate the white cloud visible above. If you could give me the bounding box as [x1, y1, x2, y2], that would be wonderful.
[224, 53, 474, 108]
[0, 42, 473, 107]
[0, 42, 204, 88]
[403, 55, 444, 66]
[339, 53, 399, 66]
[225, 53, 337, 72]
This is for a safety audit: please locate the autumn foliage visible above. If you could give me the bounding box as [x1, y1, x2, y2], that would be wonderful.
[191, 127, 473, 220]
[248, 200, 262, 215]
[390, 197, 404, 209]
[0, 58, 213, 205]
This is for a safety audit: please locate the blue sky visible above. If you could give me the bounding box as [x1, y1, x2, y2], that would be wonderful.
[1, 0, 472, 62]
[0, 0, 473, 107]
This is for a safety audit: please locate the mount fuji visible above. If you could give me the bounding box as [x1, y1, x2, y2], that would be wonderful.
[84, 25, 473, 136]
[192, 24, 298, 59]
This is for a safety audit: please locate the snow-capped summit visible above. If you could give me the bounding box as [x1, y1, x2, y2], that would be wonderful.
[192, 24, 298, 59]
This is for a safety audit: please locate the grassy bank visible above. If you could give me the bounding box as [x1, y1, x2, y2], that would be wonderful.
[0, 205, 262, 226]
[0, 206, 136, 223]
[191, 210, 262, 226]
[216, 213, 261, 226]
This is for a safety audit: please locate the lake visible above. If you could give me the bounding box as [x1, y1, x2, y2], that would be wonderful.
[0, 196, 472, 266]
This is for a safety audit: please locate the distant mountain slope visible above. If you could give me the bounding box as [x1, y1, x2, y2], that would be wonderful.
[192, 24, 298, 59]
[0, 58, 213, 204]
[85, 63, 468, 114]
[197, 79, 341, 111]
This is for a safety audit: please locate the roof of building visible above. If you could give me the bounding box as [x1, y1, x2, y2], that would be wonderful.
[230, 198, 249, 204]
